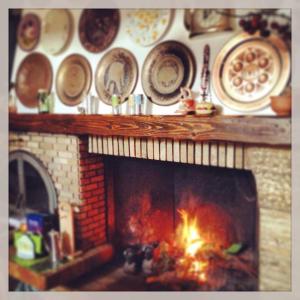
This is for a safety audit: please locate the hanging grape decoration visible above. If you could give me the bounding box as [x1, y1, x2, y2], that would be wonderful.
[213, 9, 291, 43]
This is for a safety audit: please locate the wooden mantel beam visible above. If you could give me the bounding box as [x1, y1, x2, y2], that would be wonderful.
[9, 114, 291, 146]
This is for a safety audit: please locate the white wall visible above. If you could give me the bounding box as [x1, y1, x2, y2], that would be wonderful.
[11, 9, 290, 115]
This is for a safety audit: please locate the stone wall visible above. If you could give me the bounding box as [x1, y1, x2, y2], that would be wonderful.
[245, 146, 291, 291]
[9, 132, 107, 251]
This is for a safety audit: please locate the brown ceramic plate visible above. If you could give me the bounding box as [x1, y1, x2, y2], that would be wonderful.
[15, 52, 52, 108]
[17, 13, 41, 52]
[142, 41, 196, 106]
[95, 48, 138, 105]
[79, 9, 120, 53]
[212, 32, 291, 112]
[56, 54, 92, 106]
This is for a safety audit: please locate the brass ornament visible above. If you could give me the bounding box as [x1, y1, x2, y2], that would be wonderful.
[142, 41, 196, 106]
[95, 48, 138, 105]
[56, 54, 92, 106]
[212, 31, 290, 112]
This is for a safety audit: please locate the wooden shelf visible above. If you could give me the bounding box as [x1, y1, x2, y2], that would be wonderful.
[9, 244, 113, 290]
[9, 113, 291, 146]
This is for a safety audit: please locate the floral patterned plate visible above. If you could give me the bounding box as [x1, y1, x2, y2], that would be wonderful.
[125, 9, 173, 47]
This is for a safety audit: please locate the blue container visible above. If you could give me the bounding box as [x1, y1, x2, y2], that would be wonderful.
[26, 213, 54, 234]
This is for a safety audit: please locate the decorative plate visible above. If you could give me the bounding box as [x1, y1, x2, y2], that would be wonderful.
[40, 9, 73, 55]
[56, 54, 92, 106]
[79, 9, 120, 53]
[213, 32, 291, 112]
[15, 52, 52, 108]
[95, 48, 138, 105]
[17, 13, 41, 52]
[184, 9, 232, 37]
[125, 9, 173, 46]
[142, 40, 196, 106]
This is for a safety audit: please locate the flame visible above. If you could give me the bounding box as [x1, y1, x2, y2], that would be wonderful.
[176, 209, 208, 282]
[178, 209, 204, 256]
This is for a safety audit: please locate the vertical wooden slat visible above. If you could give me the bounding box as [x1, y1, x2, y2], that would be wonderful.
[147, 139, 154, 160]
[173, 140, 180, 162]
[97, 137, 103, 154]
[107, 136, 113, 155]
[92, 136, 98, 153]
[153, 139, 160, 160]
[141, 139, 147, 159]
[235, 143, 244, 169]
[113, 137, 119, 156]
[118, 137, 124, 156]
[195, 142, 202, 165]
[160, 139, 166, 161]
[129, 137, 135, 158]
[218, 142, 226, 168]
[124, 137, 129, 157]
[226, 142, 234, 168]
[166, 139, 173, 162]
[187, 141, 194, 164]
[180, 141, 187, 163]
[210, 142, 218, 167]
[135, 138, 141, 158]
[88, 136, 92, 153]
[202, 142, 210, 166]
[103, 137, 108, 155]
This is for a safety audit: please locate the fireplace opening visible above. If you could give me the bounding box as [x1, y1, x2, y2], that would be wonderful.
[79, 156, 258, 291]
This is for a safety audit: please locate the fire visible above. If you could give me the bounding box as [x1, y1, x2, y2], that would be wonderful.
[178, 209, 204, 256]
[176, 209, 208, 282]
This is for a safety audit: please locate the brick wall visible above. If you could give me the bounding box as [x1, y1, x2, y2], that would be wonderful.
[74, 136, 107, 250]
[9, 131, 107, 251]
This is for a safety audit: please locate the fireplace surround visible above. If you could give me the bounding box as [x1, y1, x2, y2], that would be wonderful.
[9, 114, 291, 291]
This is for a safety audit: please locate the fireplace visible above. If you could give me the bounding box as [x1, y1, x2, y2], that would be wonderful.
[9, 121, 291, 291]
[107, 157, 258, 290]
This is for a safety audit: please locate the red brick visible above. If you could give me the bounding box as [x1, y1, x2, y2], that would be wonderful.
[90, 176, 104, 183]
[75, 212, 87, 220]
[87, 209, 99, 217]
[88, 222, 99, 230]
[82, 170, 96, 179]
[80, 178, 91, 185]
[79, 204, 92, 212]
[97, 182, 104, 189]
[80, 191, 93, 199]
[85, 196, 99, 204]
[78, 229, 93, 239]
[80, 183, 98, 192]
[94, 231, 106, 240]
[92, 201, 105, 209]
[92, 215, 105, 223]
[91, 188, 105, 196]
[79, 157, 102, 166]
[76, 218, 93, 227]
